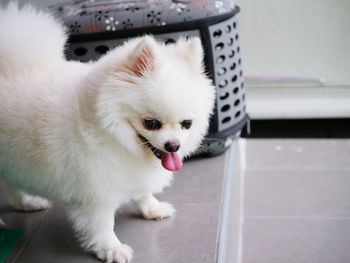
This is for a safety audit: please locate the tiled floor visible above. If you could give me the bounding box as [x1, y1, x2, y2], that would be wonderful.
[237, 139, 350, 263]
[0, 153, 227, 263]
[1, 139, 350, 263]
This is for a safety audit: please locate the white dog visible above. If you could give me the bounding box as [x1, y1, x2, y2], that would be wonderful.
[0, 3, 215, 263]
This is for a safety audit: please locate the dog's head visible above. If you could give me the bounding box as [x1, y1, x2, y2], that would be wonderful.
[95, 36, 215, 171]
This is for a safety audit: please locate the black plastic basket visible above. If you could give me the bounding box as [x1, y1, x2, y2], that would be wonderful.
[51, 0, 248, 156]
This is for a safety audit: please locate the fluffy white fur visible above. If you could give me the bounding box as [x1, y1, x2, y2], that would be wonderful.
[0, 3, 215, 263]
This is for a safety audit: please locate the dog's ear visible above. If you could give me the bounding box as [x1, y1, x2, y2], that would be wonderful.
[127, 36, 157, 77]
[185, 37, 204, 72]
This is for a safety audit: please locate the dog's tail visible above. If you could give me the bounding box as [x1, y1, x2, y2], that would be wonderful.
[0, 3, 67, 73]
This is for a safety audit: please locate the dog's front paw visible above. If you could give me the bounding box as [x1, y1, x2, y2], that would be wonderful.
[141, 201, 176, 221]
[95, 243, 133, 263]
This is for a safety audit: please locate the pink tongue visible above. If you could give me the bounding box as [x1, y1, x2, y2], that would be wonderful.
[161, 152, 183, 172]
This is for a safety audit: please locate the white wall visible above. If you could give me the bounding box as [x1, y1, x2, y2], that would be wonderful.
[235, 0, 350, 85]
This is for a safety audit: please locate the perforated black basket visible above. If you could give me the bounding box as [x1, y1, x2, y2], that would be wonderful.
[50, 0, 248, 156]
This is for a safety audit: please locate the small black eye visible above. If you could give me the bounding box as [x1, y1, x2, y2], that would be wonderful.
[181, 120, 192, 129]
[143, 119, 162, 130]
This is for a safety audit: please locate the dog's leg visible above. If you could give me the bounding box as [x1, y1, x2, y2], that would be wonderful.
[6, 185, 51, 212]
[135, 194, 175, 220]
[67, 205, 133, 263]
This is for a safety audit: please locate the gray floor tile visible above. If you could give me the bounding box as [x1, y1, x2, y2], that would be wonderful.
[118, 203, 220, 263]
[242, 218, 350, 263]
[244, 169, 350, 218]
[3, 210, 50, 263]
[159, 154, 226, 205]
[245, 139, 350, 170]
[0, 182, 49, 263]
[14, 202, 221, 263]
[2, 153, 227, 263]
[13, 206, 97, 263]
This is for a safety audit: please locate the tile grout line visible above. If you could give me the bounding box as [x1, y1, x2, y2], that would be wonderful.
[245, 215, 350, 220]
[245, 167, 350, 172]
[10, 209, 51, 263]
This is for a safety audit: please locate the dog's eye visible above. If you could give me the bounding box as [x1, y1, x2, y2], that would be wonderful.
[180, 120, 192, 130]
[143, 119, 162, 130]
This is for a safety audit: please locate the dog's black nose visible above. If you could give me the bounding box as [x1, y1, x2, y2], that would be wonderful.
[164, 141, 180, 152]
